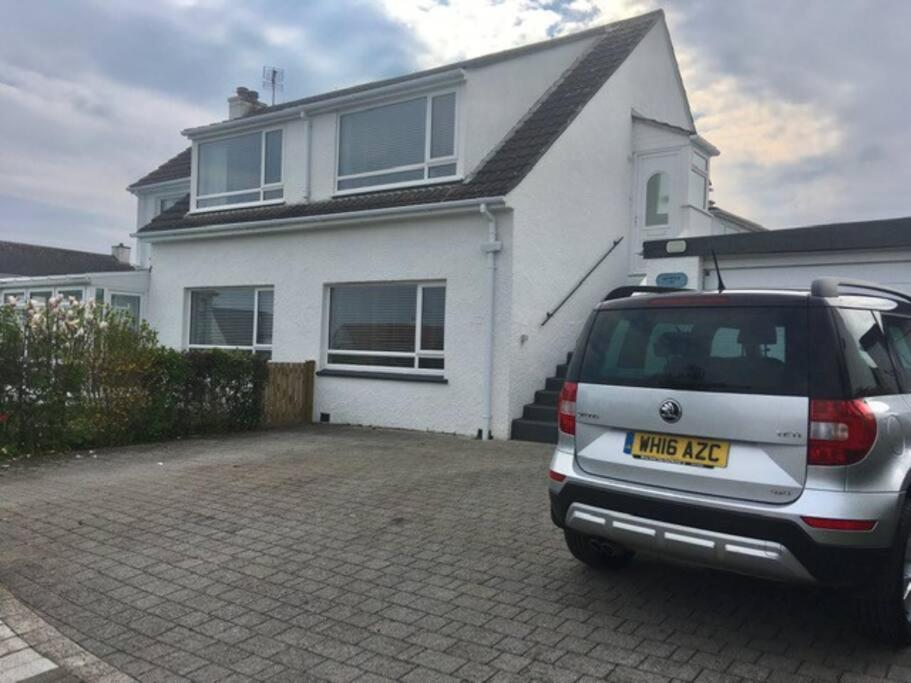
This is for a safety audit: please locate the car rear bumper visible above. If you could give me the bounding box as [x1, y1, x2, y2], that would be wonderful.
[549, 450, 900, 586]
[563, 501, 817, 582]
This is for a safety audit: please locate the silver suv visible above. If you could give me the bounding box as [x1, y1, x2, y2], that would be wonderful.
[548, 279, 911, 644]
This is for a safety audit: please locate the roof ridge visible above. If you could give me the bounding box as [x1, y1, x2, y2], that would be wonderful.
[462, 10, 661, 195]
[249, 10, 664, 120]
[0, 240, 118, 259]
[462, 27, 607, 185]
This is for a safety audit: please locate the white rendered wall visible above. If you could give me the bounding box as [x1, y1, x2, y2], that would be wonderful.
[144, 210, 514, 437]
[503, 22, 695, 427]
[460, 37, 595, 175]
[305, 38, 594, 203]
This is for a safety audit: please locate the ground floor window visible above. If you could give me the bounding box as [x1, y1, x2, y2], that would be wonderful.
[188, 286, 273, 357]
[110, 293, 142, 328]
[327, 282, 445, 373]
[2, 286, 85, 307]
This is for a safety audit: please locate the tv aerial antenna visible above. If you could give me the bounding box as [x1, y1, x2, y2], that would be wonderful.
[262, 66, 284, 105]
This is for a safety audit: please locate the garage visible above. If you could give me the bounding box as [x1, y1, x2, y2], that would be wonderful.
[644, 215, 911, 294]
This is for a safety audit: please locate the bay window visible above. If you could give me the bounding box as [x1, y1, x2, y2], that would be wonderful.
[188, 287, 274, 356]
[327, 282, 445, 372]
[195, 129, 283, 210]
[336, 92, 458, 193]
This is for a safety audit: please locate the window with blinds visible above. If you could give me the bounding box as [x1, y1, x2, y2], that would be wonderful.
[327, 282, 445, 372]
[336, 92, 458, 193]
[195, 129, 284, 210]
[188, 287, 274, 356]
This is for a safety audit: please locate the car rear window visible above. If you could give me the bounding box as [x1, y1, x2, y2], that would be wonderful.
[834, 308, 900, 396]
[578, 306, 809, 396]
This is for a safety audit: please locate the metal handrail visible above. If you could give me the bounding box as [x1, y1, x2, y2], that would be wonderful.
[540, 236, 624, 327]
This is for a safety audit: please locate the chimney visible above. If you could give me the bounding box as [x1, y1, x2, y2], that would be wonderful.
[228, 86, 265, 119]
[111, 243, 131, 265]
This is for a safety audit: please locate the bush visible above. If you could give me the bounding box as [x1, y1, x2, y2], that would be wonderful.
[0, 294, 268, 456]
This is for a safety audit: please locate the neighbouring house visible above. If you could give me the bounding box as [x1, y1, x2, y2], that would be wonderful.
[0, 241, 147, 317]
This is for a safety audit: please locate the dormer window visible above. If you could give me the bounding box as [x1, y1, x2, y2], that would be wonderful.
[336, 91, 458, 193]
[195, 129, 283, 210]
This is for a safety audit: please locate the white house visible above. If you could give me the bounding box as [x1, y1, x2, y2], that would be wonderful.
[94, 11, 759, 441]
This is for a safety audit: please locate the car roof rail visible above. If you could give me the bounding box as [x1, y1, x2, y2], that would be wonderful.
[604, 285, 691, 301]
[810, 277, 911, 303]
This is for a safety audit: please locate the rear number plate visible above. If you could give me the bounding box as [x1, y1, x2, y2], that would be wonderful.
[624, 431, 730, 469]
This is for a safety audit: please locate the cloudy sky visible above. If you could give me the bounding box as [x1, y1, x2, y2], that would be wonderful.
[1, 0, 908, 253]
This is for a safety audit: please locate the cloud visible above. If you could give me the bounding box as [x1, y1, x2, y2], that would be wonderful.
[1, 0, 909, 253]
[375, 0, 648, 67]
[0, 0, 419, 252]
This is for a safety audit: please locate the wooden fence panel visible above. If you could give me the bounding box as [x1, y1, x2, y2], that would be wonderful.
[263, 361, 315, 427]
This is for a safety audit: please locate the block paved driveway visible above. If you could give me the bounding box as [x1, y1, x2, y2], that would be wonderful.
[0, 426, 909, 683]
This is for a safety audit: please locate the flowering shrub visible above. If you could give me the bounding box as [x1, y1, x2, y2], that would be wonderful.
[0, 295, 267, 456]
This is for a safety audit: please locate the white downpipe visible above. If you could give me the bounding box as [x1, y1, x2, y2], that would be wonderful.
[479, 203, 502, 439]
[303, 114, 312, 202]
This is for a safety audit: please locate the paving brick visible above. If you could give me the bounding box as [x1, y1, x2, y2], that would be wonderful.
[0, 427, 904, 683]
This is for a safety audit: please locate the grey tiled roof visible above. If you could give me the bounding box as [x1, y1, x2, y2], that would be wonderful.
[129, 147, 192, 190]
[138, 11, 661, 234]
[0, 241, 134, 277]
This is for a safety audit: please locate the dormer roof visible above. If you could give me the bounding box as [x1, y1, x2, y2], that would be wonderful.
[128, 147, 191, 191]
[137, 10, 663, 235]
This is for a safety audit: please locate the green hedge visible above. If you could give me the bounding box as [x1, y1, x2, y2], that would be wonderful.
[0, 294, 268, 456]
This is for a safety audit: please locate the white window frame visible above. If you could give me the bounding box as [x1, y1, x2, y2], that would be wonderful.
[192, 128, 285, 213]
[334, 90, 460, 196]
[109, 291, 144, 325]
[156, 194, 184, 216]
[324, 281, 445, 375]
[185, 286, 274, 355]
[688, 151, 710, 211]
[2, 286, 86, 307]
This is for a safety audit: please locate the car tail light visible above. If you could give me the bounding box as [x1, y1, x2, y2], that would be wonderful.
[801, 516, 877, 532]
[808, 399, 877, 466]
[548, 469, 567, 483]
[558, 382, 578, 436]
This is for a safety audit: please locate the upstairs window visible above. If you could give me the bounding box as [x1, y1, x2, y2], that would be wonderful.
[157, 195, 182, 216]
[196, 130, 283, 210]
[337, 92, 458, 193]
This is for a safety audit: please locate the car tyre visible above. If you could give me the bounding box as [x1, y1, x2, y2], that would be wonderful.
[564, 529, 635, 570]
[856, 498, 911, 646]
